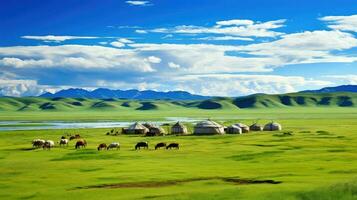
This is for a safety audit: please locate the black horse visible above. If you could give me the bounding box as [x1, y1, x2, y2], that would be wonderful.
[155, 142, 166, 150]
[166, 143, 179, 150]
[135, 142, 149, 150]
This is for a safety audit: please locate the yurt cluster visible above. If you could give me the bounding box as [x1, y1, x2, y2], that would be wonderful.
[116, 120, 282, 136]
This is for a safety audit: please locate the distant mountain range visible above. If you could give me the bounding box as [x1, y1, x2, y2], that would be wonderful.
[38, 85, 357, 100]
[301, 85, 357, 93]
[39, 88, 210, 100]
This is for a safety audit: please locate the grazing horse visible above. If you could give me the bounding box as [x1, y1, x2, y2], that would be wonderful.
[97, 143, 107, 151]
[59, 139, 69, 147]
[166, 143, 179, 150]
[69, 134, 81, 140]
[135, 141, 148, 150]
[75, 140, 87, 149]
[107, 142, 120, 150]
[43, 140, 55, 150]
[155, 142, 166, 150]
[32, 139, 45, 148]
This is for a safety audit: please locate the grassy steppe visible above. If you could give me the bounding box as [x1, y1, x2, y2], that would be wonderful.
[1, 107, 357, 199]
[0, 92, 356, 113]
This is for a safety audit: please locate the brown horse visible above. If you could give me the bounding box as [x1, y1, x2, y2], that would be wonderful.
[166, 143, 179, 150]
[69, 134, 81, 140]
[75, 139, 87, 149]
[155, 142, 166, 150]
[135, 141, 148, 150]
[97, 143, 107, 151]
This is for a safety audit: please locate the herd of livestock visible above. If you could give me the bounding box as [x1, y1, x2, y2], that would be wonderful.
[31, 134, 179, 151]
[30, 120, 282, 151]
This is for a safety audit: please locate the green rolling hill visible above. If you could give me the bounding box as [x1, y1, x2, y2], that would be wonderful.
[0, 92, 356, 112]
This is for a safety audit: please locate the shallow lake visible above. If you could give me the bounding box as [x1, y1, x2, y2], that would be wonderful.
[0, 117, 202, 131]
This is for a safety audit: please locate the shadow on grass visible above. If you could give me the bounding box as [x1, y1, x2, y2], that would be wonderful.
[73, 176, 282, 190]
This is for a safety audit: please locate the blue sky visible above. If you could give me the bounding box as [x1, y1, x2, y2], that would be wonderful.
[0, 0, 357, 96]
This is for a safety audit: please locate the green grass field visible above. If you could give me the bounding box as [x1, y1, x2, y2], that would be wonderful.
[1, 106, 357, 199]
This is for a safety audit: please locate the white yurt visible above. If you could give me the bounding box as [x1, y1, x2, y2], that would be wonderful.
[250, 123, 263, 131]
[234, 123, 250, 133]
[171, 121, 188, 134]
[123, 122, 149, 134]
[226, 125, 242, 134]
[194, 120, 225, 135]
[263, 122, 282, 131]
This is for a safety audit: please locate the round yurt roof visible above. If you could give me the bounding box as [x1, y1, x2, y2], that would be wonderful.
[234, 123, 249, 128]
[128, 122, 148, 130]
[250, 123, 263, 128]
[227, 125, 241, 129]
[265, 122, 281, 127]
[264, 122, 282, 131]
[195, 120, 223, 128]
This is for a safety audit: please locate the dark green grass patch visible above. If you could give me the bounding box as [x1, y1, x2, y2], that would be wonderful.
[51, 150, 118, 161]
[227, 150, 283, 161]
[294, 180, 357, 200]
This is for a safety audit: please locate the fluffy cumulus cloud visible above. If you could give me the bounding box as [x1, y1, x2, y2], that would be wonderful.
[1, 15, 357, 96]
[0, 79, 54, 97]
[0, 45, 156, 72]
[167, 74, 331, 96]
[110, 41, 125, 48]
[146, 19, 286, 38]
[320, 15, 357, 32]
[324, 75, 357, 85]
[146, 56, 161, 63]
[168, 62, 180, 69]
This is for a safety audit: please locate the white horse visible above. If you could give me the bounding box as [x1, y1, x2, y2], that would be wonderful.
[43, 140, 55, 150]
[107, 142, 120, 150]
[59, 139, 69, 147]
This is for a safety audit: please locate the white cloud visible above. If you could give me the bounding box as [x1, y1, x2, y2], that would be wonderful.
[168, 62, 180, 69]
[130, 30, 357, 74]
[135, 30, 148, 34]
[324, 75, 357, 85]
[216, 19, 254, 26]
[125, 1, 151, 6]
[117, 25, 142, 29]
[147, 19, 286, 38]
[196, 36, 253, 41]
[21, 35, 99, 42]
[320, 14, 357, 32]
[0, 57, 53, 68]
[146, 56, 161, 63]
[0, 45, 156, 72]
[237, 30, 357, 64]
[110, 41, 125, 48]
[0, 79, 52, 97]
[118, 38, 134, 43]
[169, 74, 331, 96]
